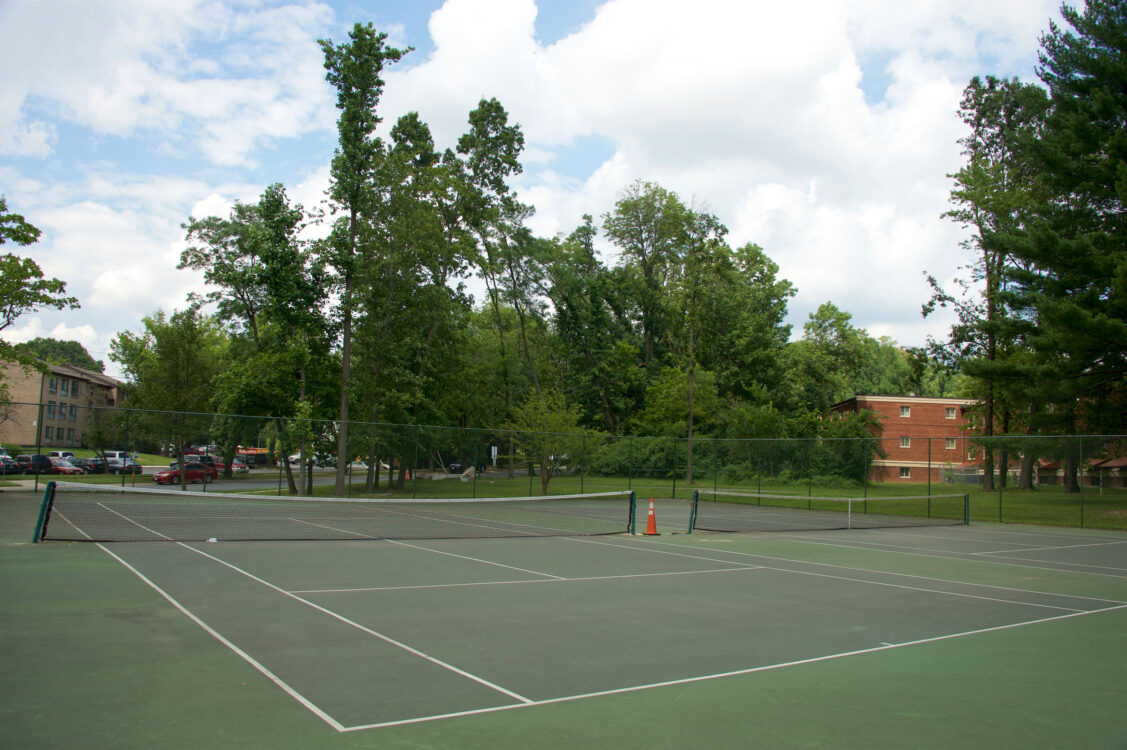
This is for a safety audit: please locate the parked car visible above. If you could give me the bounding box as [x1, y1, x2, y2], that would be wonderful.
[73, 457, 108, 474]
[16, 454, 53, 475]
[107, 458, 143, 475]
[101, 450, 132, 461]
[231, 458, 250, 473]
[49, 457, 85, 475]
[48, 450, 77, 461]
[153, 462, 218, 485]
[0, 455, 18, 475]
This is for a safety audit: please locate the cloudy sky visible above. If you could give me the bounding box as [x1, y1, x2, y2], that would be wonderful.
[2, 0, 1064, 378]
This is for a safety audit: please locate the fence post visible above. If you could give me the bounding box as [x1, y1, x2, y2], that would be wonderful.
[412, 425, 419, 500]
[581, 434, 586, 495]
[927, 437, 932, 498]
[1079, 436, 1085, 528]
[807, 438, 813, 501]
[757, 440, 762, 495]
[628, 437, 633, 492]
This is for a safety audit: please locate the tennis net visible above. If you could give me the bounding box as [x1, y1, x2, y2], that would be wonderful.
[34, 482, 637, 542]
[689, 489, 969, 533]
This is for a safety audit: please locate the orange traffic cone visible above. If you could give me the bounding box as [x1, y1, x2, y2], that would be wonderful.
[644, 498, 659, 535]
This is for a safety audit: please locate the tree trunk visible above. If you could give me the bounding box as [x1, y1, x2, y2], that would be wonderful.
[1063, 455, 1080, 493]
[1019, 451, 1036, 490]
[334, 270, 353, 496]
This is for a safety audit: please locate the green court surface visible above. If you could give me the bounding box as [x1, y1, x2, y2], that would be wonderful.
[2, 490, 1125, 749]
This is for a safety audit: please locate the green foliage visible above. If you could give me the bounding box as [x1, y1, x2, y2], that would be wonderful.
[13, 338, 103, 372]
[507, 390, 593, 494]
[0, 197, 80, 401]
[109, 307, 225, 454]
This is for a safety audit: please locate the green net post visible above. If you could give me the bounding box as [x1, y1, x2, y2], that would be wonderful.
[964, 493, 970, 525]
[688, 489, 699, 533]
[629, 491, 637, 534]
[32, 481, 57, 542]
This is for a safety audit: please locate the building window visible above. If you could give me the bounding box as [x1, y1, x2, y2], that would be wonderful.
[899, 467, 911, 479]
[69, 405, 78, 421]
[44, 426, 54, 440]
[66, 429, 76, 444]
[946, 438, 957, 450]
[46, 402, 56, 419]
[900, 406, 911, 417]
[900, 436, 911, 448]
[945, 407, 957, 420]
[48, 378, 57, 394]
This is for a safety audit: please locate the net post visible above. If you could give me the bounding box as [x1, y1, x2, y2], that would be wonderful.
[964, 493, 970, 525]
[628, 491, 637, 534]
[688, 489, 699, 533]
[32, 481, 58, 542]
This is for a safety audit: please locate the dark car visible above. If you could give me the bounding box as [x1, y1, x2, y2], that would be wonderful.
[16, 454, 53, 475]
[48, 457, 85, 476]
[0, 455, 18, 475]
[153, 462, 218, 485]
[74, 457, 108, 474]
[107, 458, 143, 475]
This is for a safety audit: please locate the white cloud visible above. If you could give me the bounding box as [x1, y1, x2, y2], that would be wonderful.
[1, 0, 1064, 365]
[1, 0, 337, 166]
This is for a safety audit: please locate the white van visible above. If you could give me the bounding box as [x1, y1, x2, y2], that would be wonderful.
[102, 450, 130, 460]
[48, 450, 76, 460]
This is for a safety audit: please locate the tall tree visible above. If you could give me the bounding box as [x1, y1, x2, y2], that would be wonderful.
[181, 184, 329, 492]
[320, 23, 410, 495]
[928, 75, 1048, 489]
[997, 0, 1127, 439]
[603, 181, 689, 370]
[457, 98, 539, 407]
[543, 216, 642, 435]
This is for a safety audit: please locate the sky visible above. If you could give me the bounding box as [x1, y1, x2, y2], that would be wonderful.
[1, 0, 1065, 379]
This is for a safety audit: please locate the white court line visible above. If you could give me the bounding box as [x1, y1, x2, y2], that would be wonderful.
[974, 539, 1127, 555]
[93, 501, 534, 713]
[572, 536, 1127, 606]
[291, 518, 565, 579]
[291, 566, 761, 594]
[94, 543, 347, 732]
[75, 503, 1127, 732]
[584, 539, 1086, 612]
[775, 532, 1127, 567]
[753, 533, 1127, 582]
[340, 603, 1127, 732]
[387, 539, 566, 579]
[179, 542, 535, 706]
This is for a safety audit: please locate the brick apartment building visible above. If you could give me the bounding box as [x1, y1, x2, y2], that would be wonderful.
[0, 361, 123, 448]
[831, 395, 978, 483]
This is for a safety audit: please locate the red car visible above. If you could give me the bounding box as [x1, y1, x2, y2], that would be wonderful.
[152, 462, 218, 485]
[49, 457, 85, 475]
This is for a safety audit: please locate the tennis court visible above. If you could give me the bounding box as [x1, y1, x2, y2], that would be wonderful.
[3, 485, 1125, 748]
